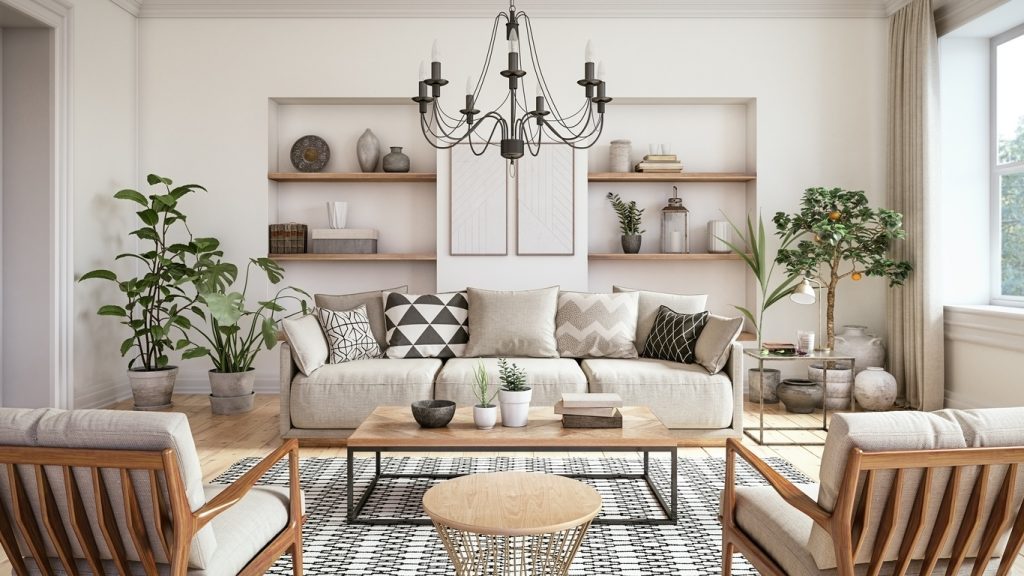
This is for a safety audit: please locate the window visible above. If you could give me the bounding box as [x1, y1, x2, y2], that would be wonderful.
[994, 25, 1024, 304]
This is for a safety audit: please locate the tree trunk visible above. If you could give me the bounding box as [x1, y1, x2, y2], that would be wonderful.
[827, 273, 838, 350]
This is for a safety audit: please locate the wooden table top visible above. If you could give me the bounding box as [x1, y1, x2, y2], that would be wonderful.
[347, 406, 677, 448]
[422, 471, 602, 535]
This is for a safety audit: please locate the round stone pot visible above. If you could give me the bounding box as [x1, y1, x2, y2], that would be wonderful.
[777, 378, 824, 415]
[854, 367, 897, 411]
[411, 400, 456, 428]
[807, 362, 853, 410]
[621, 234, 642, 254]
[473, 405, 498, 430]
[208, 369, 257, 415]
[499, 388, 533, 428]
[209, 393, 255, 416]
[834, 325, 885, 375]
[382, 146, 410, 173]
[128, 367, 178, 411]
[748, 368, 781, 404]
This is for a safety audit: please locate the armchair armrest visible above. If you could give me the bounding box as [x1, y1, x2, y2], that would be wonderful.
[280, 342, 296, 436]
[724, 438, 830, 530]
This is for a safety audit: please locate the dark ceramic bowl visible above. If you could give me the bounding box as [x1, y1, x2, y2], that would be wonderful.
[411, 400, 456, 428]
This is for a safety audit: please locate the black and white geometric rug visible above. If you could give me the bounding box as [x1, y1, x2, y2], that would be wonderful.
[212, 456, 812, 575]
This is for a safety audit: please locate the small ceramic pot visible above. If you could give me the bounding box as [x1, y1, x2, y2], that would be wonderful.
[382, 146, 411, 173]
[777, 378, 824, 414]
[473, 405, 498, 430]
[621, 234, 642, 254]
[128, 367, 178, 411]
[499, 388, 532, 428]
[748, 368, 781, 404]
[854, 367, 897, 411]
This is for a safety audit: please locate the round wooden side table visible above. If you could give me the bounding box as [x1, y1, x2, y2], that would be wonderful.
[423, 471, 602, 576]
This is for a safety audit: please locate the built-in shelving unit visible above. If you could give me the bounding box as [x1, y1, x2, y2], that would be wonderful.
[587, 253, 746, 261]
[587, 172, 755, 183]
[269, 172, 437, 183]
[269, 253, 437, 262]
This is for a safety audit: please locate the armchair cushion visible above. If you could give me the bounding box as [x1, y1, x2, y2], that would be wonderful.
[938, 407, 1024, 447]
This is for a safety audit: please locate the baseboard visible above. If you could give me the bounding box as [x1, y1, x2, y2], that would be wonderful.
[944, 388, 985, 410]
[75, 381, 131, 409]
[172, 376, 280, 395]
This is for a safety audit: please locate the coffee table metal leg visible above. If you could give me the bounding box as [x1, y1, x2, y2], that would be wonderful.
[346, 446, 354, 521]
[349, 449, 383, 524]
[671, 446, 678, 522]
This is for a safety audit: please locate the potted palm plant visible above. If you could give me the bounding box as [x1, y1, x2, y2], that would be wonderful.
[80, 174, 229, 410]
[471, 361, 499, 430]
[497, 358, 531, 427]
[607, 192, 645, 253]
[181, 257, 309, 414]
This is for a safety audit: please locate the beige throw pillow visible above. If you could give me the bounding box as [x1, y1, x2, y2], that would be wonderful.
[465, 286, 559, 358]
[281, 314, 330, 376]
[694, 314, 743, 374]
[314, 285, 407, 348]
[556, 291, 638, 358]
[612, 286, 708, 351]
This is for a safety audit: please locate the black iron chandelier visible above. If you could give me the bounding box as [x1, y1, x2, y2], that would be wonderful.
[412, 0, 611, 166]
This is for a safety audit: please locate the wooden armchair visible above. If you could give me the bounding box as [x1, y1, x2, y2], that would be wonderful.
[722, 408, 1024, 576]
[0, 407, 304, 575]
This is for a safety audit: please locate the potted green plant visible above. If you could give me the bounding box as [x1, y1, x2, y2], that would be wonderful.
[772, 187, 912, 350]
[181, 257, 309, 414]
[606, 192, 645, 254]
[471, 361, 499, 430]
[497, 358, 531, 427]
[80, 174, 228, 410]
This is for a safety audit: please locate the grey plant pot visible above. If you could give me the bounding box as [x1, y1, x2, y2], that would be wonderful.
[382, 146, 410, 173]
[128, 367, 178, 411]
[210, 392, 255, 415]
[209, 369, 257, 398]
[356, 129, 380, 172]
[621, 234, 642, 254]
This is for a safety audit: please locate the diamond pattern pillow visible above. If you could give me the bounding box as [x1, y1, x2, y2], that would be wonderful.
[383, 292, 470, 359]
[316, 305, 382, 364]
[641, 306, 709, 364]
[556, 291, 639, 358]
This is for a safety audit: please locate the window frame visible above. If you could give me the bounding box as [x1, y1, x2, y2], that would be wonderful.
[991, 22, 1024, 307]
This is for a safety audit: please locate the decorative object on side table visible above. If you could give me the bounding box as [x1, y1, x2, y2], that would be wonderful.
[471, 361, 498, 430]
[79, 174, 231, 410]
[289, 135, 330, 172]
[807, 362, 853, 410]
[776, 378, 824, 414]
[833, 324, 885, 374]
[609, 139, 632, 173]
[854, 367, 897, 411]
[356, 128, 381, 172]
[661, 186, 690, 253]
[411, 399, 457, 428]
[556, 392, 624, 428]
[327, 201, 348, 229]
[789, 277, 829, 351]
[382, 146, 411, 173]
[748, 368, 780, 403]
[607, 192, 644, 254]
[497, 358, 531, 427]
[269, 223, 308, 254]
[310, 228, 378, 254]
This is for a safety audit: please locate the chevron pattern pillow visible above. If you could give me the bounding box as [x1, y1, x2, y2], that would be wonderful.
[383, 292, 470, 359]
[316, 305, 382, 364]
[641, 306, 709, 364]
[555, 291, 639, 358]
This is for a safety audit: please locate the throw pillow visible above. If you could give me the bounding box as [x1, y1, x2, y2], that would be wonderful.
[280, 314, 329, 376]
[641, 306, 709, 364]
[314, 285, 408, 349]
[555, 291, 639, 358]
[612, 286, 707, 351]
[464, 286, 559, 358]
[383, 291, 470, 358]
[694, 314, 744, 374]
[316, 305, 382, 364]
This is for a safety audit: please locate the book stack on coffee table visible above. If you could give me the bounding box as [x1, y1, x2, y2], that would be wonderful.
[556, 393, 624, 428]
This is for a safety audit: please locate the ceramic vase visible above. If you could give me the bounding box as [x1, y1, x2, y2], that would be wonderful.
[854, 367, 897, 411]
[382, 146, 410, 173]
[498, 389, 532, 427]
[777, 378, 824, 414]
[833, 325, 885, 375]
[807, 362, 853, 410]
[609, 139, 632, 173]
[473, 405, 498, 430]
[748, 368, 780, 404]
[621, 234, 642, 254]
[127, 367, 178, 411]
[356, 129, 380, 172]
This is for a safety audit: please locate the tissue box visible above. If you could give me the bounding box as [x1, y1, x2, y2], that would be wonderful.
[310, 228, 378, 254]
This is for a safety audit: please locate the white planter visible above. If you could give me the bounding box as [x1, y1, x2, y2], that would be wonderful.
[854, 367, 897, 411]
[473, 405, 498, 430]
[807, 362, 853, 410]
[834, 325, 885, 375]
[128, 367, 178, 411]
[498, 389, 532, 428]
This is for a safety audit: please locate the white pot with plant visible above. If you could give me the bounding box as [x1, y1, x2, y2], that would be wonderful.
[471, 361, 499, 430]
[497, 358, 531, 427]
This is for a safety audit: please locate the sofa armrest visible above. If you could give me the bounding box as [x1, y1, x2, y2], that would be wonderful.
[280, 342, 296, 437]
[725, 341, 744, 435]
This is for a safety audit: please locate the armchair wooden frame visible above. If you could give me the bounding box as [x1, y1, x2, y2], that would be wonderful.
[722, 438, 1024, 576]
[0, 438, 305, 576]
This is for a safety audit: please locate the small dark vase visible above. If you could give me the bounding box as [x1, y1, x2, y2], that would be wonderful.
[382, 146, 411, 173]
[777, 378, 824, 414]
[621, 234, 642, 254]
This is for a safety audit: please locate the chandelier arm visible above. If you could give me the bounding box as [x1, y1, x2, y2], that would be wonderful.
[420, 112, 507, 150]
[471, 13, 506, 101]
[468, 118, 505, 156]
[433, 100, 469, 133]
[541, 114, 604, 149]
[422, 107, 458, 142]
[519, 117, 544, 157]
[521, 13, 571, 122]
[547, 98, 594, 132]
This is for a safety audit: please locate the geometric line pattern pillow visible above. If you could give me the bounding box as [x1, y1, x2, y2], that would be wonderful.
[383, 291, 469, 359]
[315, 305, 382, 364]
[555, 291, 639, 358]
[641, 306, 709, 365]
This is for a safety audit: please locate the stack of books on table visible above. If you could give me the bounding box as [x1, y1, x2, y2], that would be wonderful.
[556, 393, 624, 428]
[634, 154, 684, 173]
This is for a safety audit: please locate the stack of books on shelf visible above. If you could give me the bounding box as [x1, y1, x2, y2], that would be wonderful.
[556, 393, 624, 428]
[634, 154, 684, 173]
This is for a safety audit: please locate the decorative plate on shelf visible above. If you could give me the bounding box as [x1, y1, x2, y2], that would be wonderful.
[290, 135, 330, 172]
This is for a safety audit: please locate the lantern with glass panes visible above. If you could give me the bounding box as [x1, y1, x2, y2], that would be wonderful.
[661, 186, 689, 253]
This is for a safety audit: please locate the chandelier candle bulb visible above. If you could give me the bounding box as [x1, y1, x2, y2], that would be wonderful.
[585, 39, 595, 62]
[597, 61, 606, 80]
[508, 28, 519, 53]
[431, 39, 441, 62]
[419, 61, 429, 81]
[466, 75, 475, 96]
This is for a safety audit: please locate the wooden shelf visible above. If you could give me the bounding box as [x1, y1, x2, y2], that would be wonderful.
[588, 252, 746, 261]
[738, 331, 756, 342]
[269, 253, 437, 262]
[587, 172, 755, 183]
[269, 172, 437, 183]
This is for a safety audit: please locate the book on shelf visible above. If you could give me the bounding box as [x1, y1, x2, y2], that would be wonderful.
[635, 162, 684, 172]
[554, 400, 618, 418]
[762, 342, 797, 353]
[561, 392, 623, 408]
[643, 154, 678, 162]
[562, 408, 623, 429]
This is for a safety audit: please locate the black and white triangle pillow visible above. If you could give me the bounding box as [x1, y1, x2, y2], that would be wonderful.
[641, 306, 709, 364]
[383, 292, 470, 359]
[316, 305, 382, 364]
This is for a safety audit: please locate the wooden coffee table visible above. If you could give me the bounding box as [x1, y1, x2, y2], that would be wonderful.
[346, 405, 678, 525]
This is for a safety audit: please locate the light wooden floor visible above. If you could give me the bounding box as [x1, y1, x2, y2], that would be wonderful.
[0, 394, 1019, 574]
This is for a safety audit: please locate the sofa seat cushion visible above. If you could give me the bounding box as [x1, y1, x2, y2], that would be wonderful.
[291, 359, 441, 429]
[435, 358, 587, 408]
[581, 358, 732, 429]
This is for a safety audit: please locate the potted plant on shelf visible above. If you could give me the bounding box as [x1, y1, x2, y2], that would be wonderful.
[181, 257, 309, 414]
[80, 174, 228, 410]
[471, 361, 499, 430]
[497, 358, 531, 428]
[606, 192, 645, 254]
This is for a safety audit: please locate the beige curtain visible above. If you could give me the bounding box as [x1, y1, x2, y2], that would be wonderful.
[886, 0, 944, 411]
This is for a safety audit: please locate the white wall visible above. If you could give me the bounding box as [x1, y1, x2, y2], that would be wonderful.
[135, 16, 888, 393]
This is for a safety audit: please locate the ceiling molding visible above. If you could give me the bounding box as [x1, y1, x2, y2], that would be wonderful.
[109, 0, 142, 17]
[134, 0, 891, 19]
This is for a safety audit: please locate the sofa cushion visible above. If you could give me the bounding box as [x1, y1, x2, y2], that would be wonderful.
[281, 313, 329, 376]
[290, 359, 441, 429]
[555, 291, 638, 359]
[0, 407, 49, 446]
[314, 285, 407, 348]
[938, 407, 1024, 447]
[317, 305, 382, 364]
[383, 291, 470, 359]
[640, 306, 708, 364]
[465, 286, 560, 358]
[435, 357, 587, 407]
[694, 314, 743, 374]
[612, 286, 707, 351]
[581, 358, 733, 428]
